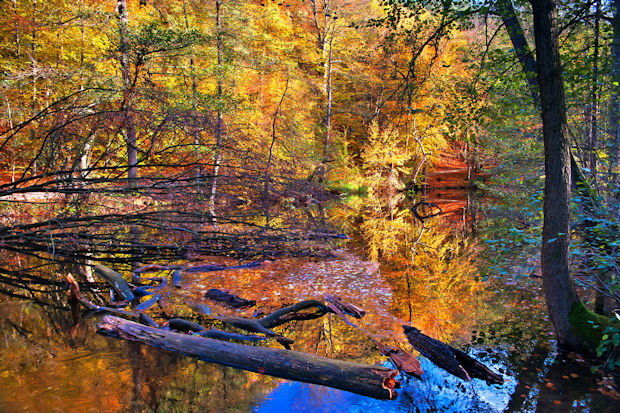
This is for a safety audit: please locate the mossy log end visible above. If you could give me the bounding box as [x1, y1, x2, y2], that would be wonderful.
[568, 301, 617, 348]
[98, 315, 400, 400]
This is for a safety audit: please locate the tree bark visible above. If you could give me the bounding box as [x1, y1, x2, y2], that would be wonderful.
[117, 0, 138, 187]
[496, 0, 539, 105]
[498, 0, 597, 201]
[530, 0, 583, 351]
[610, 0, 620, 195]
[324, 34, 334, 162]
[402, 326, 503, 385]
[97, 315, 401, 400]
[589, 0, 600, 185]
[209, 0, 224, 220]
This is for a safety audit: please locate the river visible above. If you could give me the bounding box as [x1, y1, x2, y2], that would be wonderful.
[0, 175, 616, 412]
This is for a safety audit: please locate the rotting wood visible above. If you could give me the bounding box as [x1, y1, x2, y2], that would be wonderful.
[97, 315, 401, 400]
[403, 325, 503, 385]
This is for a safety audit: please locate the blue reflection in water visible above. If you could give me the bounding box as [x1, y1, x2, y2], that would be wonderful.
[255, 350, 516, 413]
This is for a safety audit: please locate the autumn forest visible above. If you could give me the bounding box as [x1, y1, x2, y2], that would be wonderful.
[0, 0, 618, 411]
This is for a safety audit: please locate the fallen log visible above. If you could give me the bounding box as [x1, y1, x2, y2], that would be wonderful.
[135, 294, 161, 311]
[79, 298, 139, 319]
[98, 315, 400, 400]
[194, 328, 267, 343]
[324, 295, 366, 319]
[172, 270, 182, 288]
[205, 289, 256, 309]
[324, 299, 423, 378]
[403, 325, 503, 385]
[165, 316, 268, 342]
[259, 300, 332, 328]
[94, 265, 135, 301]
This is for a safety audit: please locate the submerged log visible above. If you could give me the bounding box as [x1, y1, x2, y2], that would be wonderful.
[94, 265, 135, 301]
[403, 325, 503, 385]
[324, 295, 366, 319]
[172, 270, 182, 288]
[79, 298, 139, 319]
[323, 298, 423, 378]
[98, 315, 400, 399]
[205, 289, 256, 308]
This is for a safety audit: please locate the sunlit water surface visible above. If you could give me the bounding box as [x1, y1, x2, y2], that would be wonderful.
[0, 191, 617, 412]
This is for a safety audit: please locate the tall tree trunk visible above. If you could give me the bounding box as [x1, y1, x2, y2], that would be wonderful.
[264, 78, 289, 225]
[31, 0, 37, 114]
[610, 0, 620, 195]
[530, 0, 583, 351]
[118, 0, 138, 187]
[324, 35, 334, 162]
[209, 0, 224, 219]
[496, 0, 539, 105]
[12, 0, 20, 58]
[590, 0, 600, 186]
[183, 0, 202, 189]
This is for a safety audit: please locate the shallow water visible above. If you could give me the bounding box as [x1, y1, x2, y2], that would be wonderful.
[0, 190, 617, 412]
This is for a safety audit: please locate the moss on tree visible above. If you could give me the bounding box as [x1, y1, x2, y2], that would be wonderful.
[568, 301, 616, 347]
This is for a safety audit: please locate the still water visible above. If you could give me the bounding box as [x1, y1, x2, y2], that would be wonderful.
[0, 189, 616, 412]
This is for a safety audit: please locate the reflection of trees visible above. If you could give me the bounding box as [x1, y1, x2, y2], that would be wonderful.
[331, 191, 484, 344]
[0, 300, 289, 412]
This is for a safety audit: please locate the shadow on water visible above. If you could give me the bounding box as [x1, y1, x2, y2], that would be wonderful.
[0, 182, 617, 412]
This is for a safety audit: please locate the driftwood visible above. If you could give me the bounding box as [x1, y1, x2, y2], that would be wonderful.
[195, 328, 267, 342]
[131, 285, 154, 297]
[79, 297, 139, 319]
[135, 294, 161, 311]
[324, 298, 423, 378]
[205, 289, 256, 308]
[139, 313, 159, 328]
[403, 325, 503, 385]
[98, 315, 400, 399]
[185, 300, 339, 348]
[324, 294, 366, 318]
[167, 318, 205, 333]
[94, 265, 135, 301]
[167, 317, 268, 342]
[172, 270, 182, 288]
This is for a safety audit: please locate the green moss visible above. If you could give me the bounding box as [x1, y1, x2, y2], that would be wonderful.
[568, 301, 615, 347]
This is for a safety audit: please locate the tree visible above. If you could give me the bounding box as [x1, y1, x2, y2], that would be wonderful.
[116, 0, 138, 187]
[529, 0, 584, 350]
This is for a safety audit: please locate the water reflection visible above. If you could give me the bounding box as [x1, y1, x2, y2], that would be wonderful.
[0, 188, 617, 412]
[256, 354, 516, 413]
